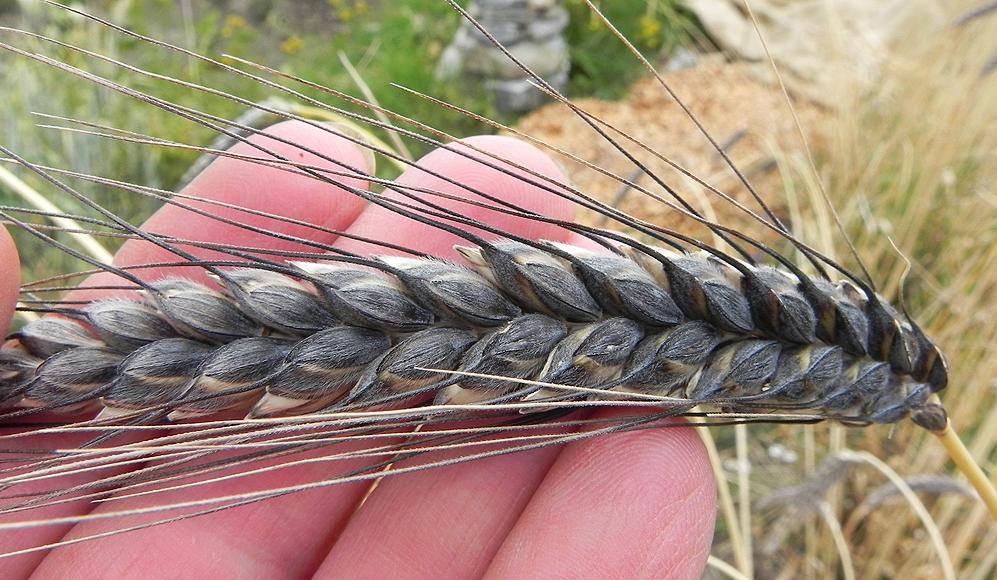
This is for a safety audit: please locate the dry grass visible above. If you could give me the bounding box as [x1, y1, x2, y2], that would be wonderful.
[515, 57, 828, 252]
[803, 4, 997, 577]
[518, 1, 996, 577]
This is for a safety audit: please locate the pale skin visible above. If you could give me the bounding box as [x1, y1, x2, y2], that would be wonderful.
[0, 121, 716, 579]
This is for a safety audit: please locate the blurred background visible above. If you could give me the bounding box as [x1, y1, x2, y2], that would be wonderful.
[0, 0, 705, 285]
[0, 1, 695, 235]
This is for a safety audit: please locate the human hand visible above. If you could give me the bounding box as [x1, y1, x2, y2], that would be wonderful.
[0, 121, 715, 579]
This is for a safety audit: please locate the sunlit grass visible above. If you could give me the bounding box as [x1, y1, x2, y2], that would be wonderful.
[1, 0, 686, 282]
[765, 1, 997, 576]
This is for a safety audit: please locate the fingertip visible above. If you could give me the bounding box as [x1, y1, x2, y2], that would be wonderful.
[0, 225, 20, 336]
[584, 414, 717, 575]
[336, 134, 577, 258]
[139, 119, 371, 250]
[572, 413, 717, 571]
[105, 120, 373, 285]
[421, 134, 577, 229]
[185, 119, 373, 199]
[486, 412, 716, 579]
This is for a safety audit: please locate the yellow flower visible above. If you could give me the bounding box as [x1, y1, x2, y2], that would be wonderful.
[221, 14, 248, 39]
[638, 15, 662, 46]
[281, 35, 304, 55]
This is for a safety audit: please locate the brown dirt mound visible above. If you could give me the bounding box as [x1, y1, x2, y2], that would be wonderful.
[511, 59, 826, 252]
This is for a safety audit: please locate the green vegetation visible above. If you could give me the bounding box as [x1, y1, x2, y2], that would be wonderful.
[565, 0, 697, 98]
[1, 0, 693, 280]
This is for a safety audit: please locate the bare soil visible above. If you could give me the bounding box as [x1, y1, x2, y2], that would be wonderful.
[512, 59, 826, 252]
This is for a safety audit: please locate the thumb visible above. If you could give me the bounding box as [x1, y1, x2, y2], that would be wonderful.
[0, 226, 20, 336]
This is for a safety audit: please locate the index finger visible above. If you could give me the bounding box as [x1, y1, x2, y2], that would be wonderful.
[69, 120, 371, 302]
[1, 120, 372, 577]
[0, 226, 19, 337]
[335, 135, 577, 259]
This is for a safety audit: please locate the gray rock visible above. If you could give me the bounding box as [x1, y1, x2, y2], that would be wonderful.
[436, 0, 570, 113]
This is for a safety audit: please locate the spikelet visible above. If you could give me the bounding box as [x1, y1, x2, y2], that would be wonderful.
[0, 248, 945, 425]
